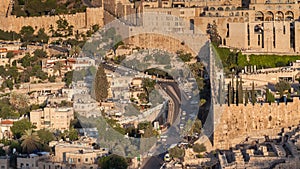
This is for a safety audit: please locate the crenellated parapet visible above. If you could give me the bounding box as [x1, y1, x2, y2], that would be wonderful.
[214, 98, 300, 149]
[0, 7, 104, 33]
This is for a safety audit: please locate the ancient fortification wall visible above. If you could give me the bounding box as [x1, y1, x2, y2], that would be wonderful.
[0, 7, 104, 33]
[214, 98, 300, 149]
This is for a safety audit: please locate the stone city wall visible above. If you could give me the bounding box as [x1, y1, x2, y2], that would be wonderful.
[214, 98, 300, 149]
[0, 7, 104, 33]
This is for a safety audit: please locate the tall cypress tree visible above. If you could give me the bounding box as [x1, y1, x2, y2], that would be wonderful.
[228, 82, 232, 106]
[251, 82, 256, 105]
[245, 88, 249, 105]
[238, 77, 243, 104]
[94, 64, 109, 102]
[236, 76, 239, 105]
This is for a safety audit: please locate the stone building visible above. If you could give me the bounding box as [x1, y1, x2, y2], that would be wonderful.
[0, 0, 104, 33]
[214, 98, 300, 149]
[0, 157, 9, 169]
[30, 107, 74, 131]
[102, 0, 300, 54]
[54, 143, 108, 164]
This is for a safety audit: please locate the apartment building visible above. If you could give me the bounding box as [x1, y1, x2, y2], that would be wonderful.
[30, 107, 74, 131]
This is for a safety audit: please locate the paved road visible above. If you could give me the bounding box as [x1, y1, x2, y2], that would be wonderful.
[142, 82, 182, 169]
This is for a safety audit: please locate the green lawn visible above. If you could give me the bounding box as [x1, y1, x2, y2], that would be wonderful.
[212, 45, 300, 69]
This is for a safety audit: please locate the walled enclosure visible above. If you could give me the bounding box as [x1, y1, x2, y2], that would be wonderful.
[0, 7, 104, 33]
[214, 98, 300, 150]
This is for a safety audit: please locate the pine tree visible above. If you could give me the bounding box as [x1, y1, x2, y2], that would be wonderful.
[94, 64, 109, 102]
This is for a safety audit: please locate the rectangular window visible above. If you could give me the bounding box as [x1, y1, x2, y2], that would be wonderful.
[273, 27, 276, 48]
[247, 24, 250, 46]
[226, 24, 229, 37]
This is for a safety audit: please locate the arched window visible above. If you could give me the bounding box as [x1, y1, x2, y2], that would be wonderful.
[265, 11, 274, 21]
[227, 18, 232, 22]
[233, 18, 238, 22]
[218, 7, 224, 11]
[285, 11, 294, 21]
[210, 7, 216, 11]
[275, 11, 284, 21]
[255, 11, 264, 21]
[240, 17, 244, 23]
[225, 7, 230, 11]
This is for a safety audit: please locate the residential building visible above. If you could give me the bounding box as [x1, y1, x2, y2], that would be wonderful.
[30, 107, 74, 131]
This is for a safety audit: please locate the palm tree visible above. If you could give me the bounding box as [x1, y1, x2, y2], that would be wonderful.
[21, 129, 41, 154]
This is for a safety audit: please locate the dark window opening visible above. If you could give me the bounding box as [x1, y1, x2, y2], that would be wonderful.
[273, 27, 276, 48]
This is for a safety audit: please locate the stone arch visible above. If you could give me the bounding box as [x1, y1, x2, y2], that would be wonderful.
[285, 11, 294, 21]
[229, 12, 234, 16]
[225, 7, 230, 11]
[255, 11, 264, 21]
[210, 7, 216, 11]
[232, 6, 236, 10]
[215, 12, 219, 17]
[275, 11, 284, 21]
[233, 18, 238, 22]
[245, 12, 249, 17]
[208, 13, 212, 17]
[265, 11, 274, 21]
[218, 7, 224, 11]
[235, 12, 240, 16]
[239, 17, 244, 22]
[227, 18, 232, 22]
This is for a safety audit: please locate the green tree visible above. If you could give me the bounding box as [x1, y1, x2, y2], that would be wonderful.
[98, 154, 128, 169]
[2, 79, 14, 90]
[245, 88, 249, 105]
[33, 49, 47, 58]
[207, 21, 221, 46]
[37, 129, 55, 145]
[190, 119, 202, 135]
[92, 24, 100, 33]
[266, 88, 275, 103]
[11, 119, 34, 139]
[36, 28, 49, 43]
[20, 129, 40, 154]
[63, 71, 73, 87]
[176, 50, 192, 62]
[68, 128, 78, 141]
[94, 64, 109, 102]
[6, 52, 15, 66]
[251, 82, 256, 105]
[20, 26, 35, 43]
[192, 143, 206, 153]
[238, 78, 243, 104]
[169, 146, 185, 159]
[142, 78, 156, 98]
[275, 80, 291, 97]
